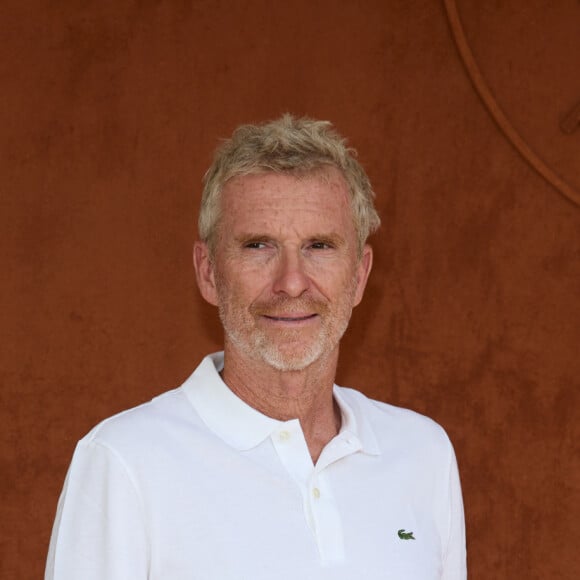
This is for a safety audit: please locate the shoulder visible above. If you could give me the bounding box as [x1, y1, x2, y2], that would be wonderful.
[336, 386, 454, 458]
[75, 353, 225, 462]
[79, 386, 194, 455]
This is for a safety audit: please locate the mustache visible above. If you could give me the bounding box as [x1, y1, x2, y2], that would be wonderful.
[251, 296, 329, 317]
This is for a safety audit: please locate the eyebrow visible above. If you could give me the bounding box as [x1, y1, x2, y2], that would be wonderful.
[234, 233, 347, 246]
[234, 234, 272, 245]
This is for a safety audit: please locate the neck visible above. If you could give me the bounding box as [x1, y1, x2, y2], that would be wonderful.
[221, 343, 341, 462]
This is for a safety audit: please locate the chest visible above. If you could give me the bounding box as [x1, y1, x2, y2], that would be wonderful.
[135, 439, 445, 580]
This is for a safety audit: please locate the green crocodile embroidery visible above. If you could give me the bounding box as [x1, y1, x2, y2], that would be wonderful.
[397, 529, 415, 540]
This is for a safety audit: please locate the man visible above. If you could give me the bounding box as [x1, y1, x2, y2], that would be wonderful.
[46, 115, 466, 579]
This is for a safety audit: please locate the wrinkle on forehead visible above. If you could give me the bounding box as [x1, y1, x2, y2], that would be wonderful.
[229, 168, 350, 208]
[225, 166, 349, 199]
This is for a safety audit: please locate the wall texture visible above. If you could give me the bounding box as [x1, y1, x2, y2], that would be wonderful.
[1, 1, 578, 578]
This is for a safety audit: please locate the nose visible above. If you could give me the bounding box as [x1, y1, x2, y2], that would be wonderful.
[272, 248, 311, 297]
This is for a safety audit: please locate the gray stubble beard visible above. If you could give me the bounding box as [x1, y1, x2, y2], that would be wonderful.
[217, 284, 357, 373]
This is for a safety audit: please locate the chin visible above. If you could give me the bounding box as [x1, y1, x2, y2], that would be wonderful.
[260, 350, 320, 372]
[255, 338, 334, 372]
[224, 323, 343, 373]
[234, 336, 325, 372]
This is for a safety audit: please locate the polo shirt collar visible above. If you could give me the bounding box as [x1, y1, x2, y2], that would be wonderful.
[182, 352, 282, 450]
[182, 352, 380, 455]
[334, 386, 381, 456]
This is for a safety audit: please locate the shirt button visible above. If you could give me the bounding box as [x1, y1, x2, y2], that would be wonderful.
[279, 430, 291, 441]
[312, 487, 321, 499]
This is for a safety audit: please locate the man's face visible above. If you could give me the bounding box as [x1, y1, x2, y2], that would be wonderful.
[195, 168, 372, 372]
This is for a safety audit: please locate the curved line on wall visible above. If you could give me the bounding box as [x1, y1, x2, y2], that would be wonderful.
[444, 0, 580, 207]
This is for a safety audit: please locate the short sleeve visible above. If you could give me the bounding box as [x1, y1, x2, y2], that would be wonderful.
[45, 438, 149, 580]
[441, 444, 467, 580]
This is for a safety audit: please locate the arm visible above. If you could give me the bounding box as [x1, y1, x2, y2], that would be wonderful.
[441, 445, 467, 580]
[45, 439, 149, 580]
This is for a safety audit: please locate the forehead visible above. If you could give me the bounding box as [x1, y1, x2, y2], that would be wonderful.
[219, 167, 353, 229]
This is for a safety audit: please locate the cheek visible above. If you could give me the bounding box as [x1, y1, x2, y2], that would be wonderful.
[216, 270, 270, 305]
[310, 262, 359, 293]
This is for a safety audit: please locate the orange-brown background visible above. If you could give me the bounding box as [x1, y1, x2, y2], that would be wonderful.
[1, 1, 578, 578]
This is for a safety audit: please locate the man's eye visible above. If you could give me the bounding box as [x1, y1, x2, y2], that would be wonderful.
[309, 241, 332, 250]
[244, 241, 267, 249]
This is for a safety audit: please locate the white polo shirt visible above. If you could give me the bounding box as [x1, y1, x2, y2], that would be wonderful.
[46, 352, 466, 580]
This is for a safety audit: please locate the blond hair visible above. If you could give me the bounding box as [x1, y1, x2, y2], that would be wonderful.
[199, 114, 380, 255]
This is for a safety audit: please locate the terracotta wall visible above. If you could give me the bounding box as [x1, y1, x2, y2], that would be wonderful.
[1, 1, 578, 578]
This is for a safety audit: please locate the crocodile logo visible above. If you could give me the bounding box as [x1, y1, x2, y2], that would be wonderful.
[397, 529, 415, 540]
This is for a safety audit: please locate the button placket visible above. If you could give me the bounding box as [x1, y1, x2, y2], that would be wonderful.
[271, 424, 346, 563]
[271, 421, 313, 489]
[307, 469, 344, 563]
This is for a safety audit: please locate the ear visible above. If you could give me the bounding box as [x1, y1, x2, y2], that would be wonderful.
[353, 244, 373, 307]
[193, 241, 219, 306]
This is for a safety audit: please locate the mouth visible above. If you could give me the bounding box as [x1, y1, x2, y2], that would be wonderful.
[262, 313, 318, 323]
